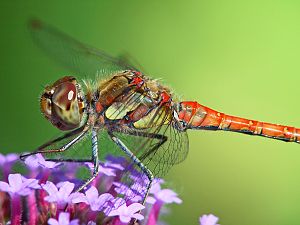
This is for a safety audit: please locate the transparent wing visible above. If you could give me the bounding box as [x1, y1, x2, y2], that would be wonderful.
[29, 19, 138, 79]
[115, 125, 189, 177]
[105, 105, 189, 208]
[28, 127, 93, 162]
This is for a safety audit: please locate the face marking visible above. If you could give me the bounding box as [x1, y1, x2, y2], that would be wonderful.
[68, 90, 74, 101]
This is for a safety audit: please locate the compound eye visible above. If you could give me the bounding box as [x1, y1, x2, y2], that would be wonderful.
[40, 93, 52, 118]
[52, 82, 77, 110]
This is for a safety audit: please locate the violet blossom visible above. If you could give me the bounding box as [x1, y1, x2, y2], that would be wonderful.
[72, 186, 114, 211]
[25, 153, 61, 169]
[0, 153, 219, 225]
[0, 153, 18, 181]
[42, 181, 79, 209]
[199, 214, 220, 225]
[0, 173, 40, 196]
[108, 202, 145, 223]
[48, 212, 79, 225]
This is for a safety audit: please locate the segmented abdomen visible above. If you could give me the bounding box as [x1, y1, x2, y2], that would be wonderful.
[177, 101, 300, 143]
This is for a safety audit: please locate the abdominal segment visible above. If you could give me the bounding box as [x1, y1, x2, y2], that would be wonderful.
[177, 101, 300, 143]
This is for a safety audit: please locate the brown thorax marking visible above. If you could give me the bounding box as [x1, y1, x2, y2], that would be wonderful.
[83, 70, 174, 129]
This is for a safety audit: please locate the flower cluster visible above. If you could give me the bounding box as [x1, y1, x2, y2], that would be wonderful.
[0, 153, 220, 225]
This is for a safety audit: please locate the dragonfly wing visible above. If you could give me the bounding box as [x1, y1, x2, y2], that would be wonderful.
[114, 109, 189, 178]
[106, 106, 189, 207]
[23, 127, 93, 162]
[29, 19, 138, 79]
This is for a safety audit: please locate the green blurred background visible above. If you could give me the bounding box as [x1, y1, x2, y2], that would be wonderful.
[1, 1, 300, 224]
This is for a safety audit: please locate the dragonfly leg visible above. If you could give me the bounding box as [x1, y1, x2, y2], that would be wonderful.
[111, 128, 168, 162]
[127, 130, 167, 161]
[108, 131, 154, 206]
[75, 129, 99, 192]
[45, 159, 92, 163]
[20, 126, 89, 160]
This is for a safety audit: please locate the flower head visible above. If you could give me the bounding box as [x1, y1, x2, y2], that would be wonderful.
[0, 173, 40, 196]
[0, 153, 187, 225]
[72, 186, 114, 211]
[108, 202, 145, 223]
[48, 212, 79, 225]
[42, 181, 77, 205]
[199, 214, 220, 225]
[147, 179, 182, 204]
[25, 153, 61, 169]
[0, 153, 18, 166]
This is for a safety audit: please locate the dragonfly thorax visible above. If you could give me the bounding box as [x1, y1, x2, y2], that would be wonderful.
[40, 76, 85, 131]
[86, 71, 175, 129]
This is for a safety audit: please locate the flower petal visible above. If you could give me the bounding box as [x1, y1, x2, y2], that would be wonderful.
[146, 196, 156, 204]
[58, 212, 70, 224]
[119, 215, 131, 223]
[22, 177, 40, 189]
[85, 186, 99, 202]
[42, 181, 58, 195]
[98, 164, 116, 177]
[47, 218, 59, 225]
[108, 209, 120, 217]
[98, 193, 114, 204]
[87, 221, 96, 225]
[127, 203, 145, 213]
[0, 154, 5, 165]
[199, 214, 219, 225]
[59, 182, 74, 199]
[132, 213, 144, 221]
[44, 195, 58, 203]
[5, 154, 18, 163]
[69, 219, 79, 225]
[0, 181, 10, 192]
[8, 174, 22, 192]
[24, 155, 40, 168]
[70, 192, 88, 204]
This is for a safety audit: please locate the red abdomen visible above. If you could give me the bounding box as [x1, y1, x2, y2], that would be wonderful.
[177, 101, 300, 143]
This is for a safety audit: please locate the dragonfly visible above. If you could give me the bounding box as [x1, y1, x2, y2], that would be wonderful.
[21, 20, 300, 210]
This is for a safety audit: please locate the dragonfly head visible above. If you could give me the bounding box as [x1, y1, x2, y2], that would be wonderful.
[40, 76, 85, 131]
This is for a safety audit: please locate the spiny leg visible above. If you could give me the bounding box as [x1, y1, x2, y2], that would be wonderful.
[75, 129, 100, 192]
[111, 128, 167, 163]
[20, 126, 89, 160]
[45, 159, 92, 163]
[108, 131, 154, 206]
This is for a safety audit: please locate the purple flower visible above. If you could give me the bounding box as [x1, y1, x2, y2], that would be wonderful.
[0, 173, 40, 196]
[113, 182, 142, 202]
[147, 179, 182, 204]
[0, 153, 185, 225]
[104, 161, 124, 171]
[85, 162, 116, 177]
[21, 176, 41, 189]
[42, 181, 78, 205]
[108, 202, 145, 223]
[106, 155, 127, 165]
[25, 153, 61, 169]
[48, 212, 79, 225]
[72, 186, 113, 211]
[152, 189, 182, 204]
[87, 222, 96, 225]
[0, 153, 18, 166]
[199, 214, 220, 225]
[0, 154, 19, 181]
